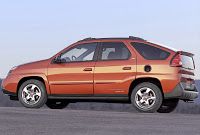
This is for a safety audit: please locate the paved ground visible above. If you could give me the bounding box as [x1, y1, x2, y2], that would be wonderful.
[0, 107, 200, 135]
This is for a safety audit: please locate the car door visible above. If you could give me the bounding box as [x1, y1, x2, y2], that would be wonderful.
[48, 42, 97, 95]
[94, 41, 137, 96]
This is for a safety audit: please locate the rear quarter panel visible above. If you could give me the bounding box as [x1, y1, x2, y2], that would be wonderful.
[128, 41, 179, 94]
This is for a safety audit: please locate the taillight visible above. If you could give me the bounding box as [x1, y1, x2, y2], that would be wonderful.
[181, 77, 195, 89]
[170, 54, 182, 67]
[181, 77, 195, 83]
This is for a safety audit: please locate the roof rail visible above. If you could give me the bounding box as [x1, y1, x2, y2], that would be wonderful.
[78, 37, 96, 42]
[77, 36, 145, 42]
[129, 36, 145, 41]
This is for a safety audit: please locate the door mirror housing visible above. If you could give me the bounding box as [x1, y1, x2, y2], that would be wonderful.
[53, 54, 65, 64]
[53, 56, 61, 64]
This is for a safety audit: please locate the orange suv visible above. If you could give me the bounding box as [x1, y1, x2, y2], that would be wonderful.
[1, 37, 198, 113]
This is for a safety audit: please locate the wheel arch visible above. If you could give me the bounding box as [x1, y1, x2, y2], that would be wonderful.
[17, 75, 50, 95]
[128, 77, 164, 99]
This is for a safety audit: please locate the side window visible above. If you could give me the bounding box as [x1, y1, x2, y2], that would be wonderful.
[100, 42, 131, 60]
[131, 42, 170, 60]
[60, 43, 97, 62]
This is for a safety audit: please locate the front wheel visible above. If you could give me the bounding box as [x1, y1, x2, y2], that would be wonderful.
[18, 79, 47, 108]
[157, 99, 179, 113]
[131, 82, 163, 113]
[46, 99, 69, 109]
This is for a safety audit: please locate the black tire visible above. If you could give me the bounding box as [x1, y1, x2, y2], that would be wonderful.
[18, 79, 47, 108]
[157, 99, 179, 113]
[131, 82, 163, 113]
[46, 99, 69, 109]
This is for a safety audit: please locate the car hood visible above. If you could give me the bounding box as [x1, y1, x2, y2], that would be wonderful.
[18, 59, 49, 67]
[12, 59, 50, 75]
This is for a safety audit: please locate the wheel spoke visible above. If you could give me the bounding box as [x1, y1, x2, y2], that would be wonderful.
[135, 100, 140, 105]
[26, 94, 31, 101]
[34, 92, 41, 97]
[137, 90, 143, 97]
[140, 98, 145, 104]
[147, 97, 156, 103]
[31, 85, 37, 91]
[144, 100, 149, 105]
[148, 97, 156, 100]
[146, 88, 151, 94]
[23, 87, 29, 94]
[31, 96, 35, 102]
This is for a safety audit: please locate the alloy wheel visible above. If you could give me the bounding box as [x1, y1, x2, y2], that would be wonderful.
[135, 87, 156, 110]
[21, 84, 42, 105]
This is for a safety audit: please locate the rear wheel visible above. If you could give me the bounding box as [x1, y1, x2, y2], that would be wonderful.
[46, 99, 69, 109]
[157, 99, 179, 113]
[131, 82, 163, 113]
[18, 79, 47, 108]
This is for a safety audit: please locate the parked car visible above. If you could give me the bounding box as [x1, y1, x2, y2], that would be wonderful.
[1, 36, 198, 113]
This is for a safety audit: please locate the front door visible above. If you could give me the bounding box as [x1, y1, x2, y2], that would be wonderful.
[48, 43, 97, 95]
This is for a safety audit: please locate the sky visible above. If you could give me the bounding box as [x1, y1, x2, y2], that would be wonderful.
[0, 0, 199, 79]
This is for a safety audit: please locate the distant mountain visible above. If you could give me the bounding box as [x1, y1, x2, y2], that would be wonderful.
[0, 79, 2, 90]
[196, 80, 200, 91]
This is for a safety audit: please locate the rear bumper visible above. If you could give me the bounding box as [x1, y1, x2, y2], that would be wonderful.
[164, 82, 198, 100]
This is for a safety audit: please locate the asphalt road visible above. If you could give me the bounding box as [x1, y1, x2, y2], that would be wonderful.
[0, 108, 200, 135]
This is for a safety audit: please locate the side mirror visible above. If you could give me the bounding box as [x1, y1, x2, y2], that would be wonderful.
[53, 54, 65, 64]
[53, 56, 61, 64]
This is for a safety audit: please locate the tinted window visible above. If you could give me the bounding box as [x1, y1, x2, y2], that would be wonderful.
[100, 42, 131, 60]
[61, 43, 97, 62]
[131, 42, 170, 60]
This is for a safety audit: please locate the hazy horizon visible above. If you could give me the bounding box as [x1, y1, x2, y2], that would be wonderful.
[0, 0, 199, 79]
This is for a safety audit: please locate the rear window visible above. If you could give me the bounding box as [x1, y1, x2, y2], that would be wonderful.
[181, 55, 195, 70]
[131, 42, 170, 60]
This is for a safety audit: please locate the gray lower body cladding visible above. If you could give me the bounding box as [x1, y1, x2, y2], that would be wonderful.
[164, 82, 198, 100]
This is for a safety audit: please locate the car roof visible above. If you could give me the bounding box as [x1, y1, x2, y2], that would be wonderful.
[77, 36, 177, 52]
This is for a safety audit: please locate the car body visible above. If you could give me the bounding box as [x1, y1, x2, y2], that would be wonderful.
[1, 36, 198, 113]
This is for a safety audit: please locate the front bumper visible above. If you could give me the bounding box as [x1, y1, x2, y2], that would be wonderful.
[1, 79, 18, 100]
[2, 89, 17, 96]
[2, 88, 18, 100]
[164, 82, 198, 100]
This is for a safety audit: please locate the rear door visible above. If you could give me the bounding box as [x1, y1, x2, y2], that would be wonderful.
[94, 41, 137, 96]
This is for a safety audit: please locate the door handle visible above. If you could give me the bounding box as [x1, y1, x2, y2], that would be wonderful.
[123, 67, 132, 70]
[83, 68, 93, 71]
